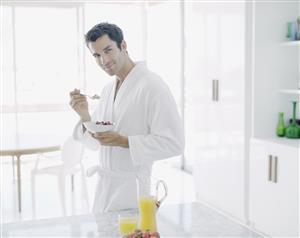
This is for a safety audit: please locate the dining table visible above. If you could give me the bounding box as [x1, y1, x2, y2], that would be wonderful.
[2, 202, 262, 237]
[0, 134, 64, 212]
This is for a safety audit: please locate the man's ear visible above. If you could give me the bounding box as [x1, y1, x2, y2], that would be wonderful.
[121, 40, 127, 51]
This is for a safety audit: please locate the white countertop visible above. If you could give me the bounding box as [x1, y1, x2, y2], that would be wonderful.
[2, 202, 261, 237]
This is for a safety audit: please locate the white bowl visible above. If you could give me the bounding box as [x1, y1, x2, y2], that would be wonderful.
[83, 121, 114, 133]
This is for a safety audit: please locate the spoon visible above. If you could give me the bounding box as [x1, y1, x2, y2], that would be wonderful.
[80, 93, 100, 100]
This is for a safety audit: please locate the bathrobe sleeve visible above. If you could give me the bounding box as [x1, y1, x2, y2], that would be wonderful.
[128, 83, 185, 166]
[72, 120, 100, 151]
[72, 107, 101, 151]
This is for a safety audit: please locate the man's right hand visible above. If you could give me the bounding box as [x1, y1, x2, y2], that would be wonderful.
[69, 89, 91, 122]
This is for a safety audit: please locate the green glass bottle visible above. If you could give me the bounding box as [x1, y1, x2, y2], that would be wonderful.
[285, 101, 300, 139]
[276, 112, 286, 137]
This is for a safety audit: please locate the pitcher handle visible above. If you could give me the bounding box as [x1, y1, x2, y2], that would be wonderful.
[155, 180, 168, 209]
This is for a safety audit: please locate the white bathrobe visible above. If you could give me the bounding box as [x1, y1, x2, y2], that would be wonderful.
[73, 62, 184, 213]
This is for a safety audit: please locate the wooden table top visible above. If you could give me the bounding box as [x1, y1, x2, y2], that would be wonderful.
[0, 134, 64, 157]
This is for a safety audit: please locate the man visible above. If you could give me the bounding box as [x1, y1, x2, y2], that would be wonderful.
[69, 22, 184, 213]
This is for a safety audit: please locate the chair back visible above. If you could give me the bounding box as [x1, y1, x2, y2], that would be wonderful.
[61, 137, 84, 168]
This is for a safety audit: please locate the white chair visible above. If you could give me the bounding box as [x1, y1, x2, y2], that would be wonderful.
[31, 137, 89, 216]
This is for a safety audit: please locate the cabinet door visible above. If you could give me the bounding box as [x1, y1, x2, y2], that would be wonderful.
[249, 140, 299, 237]
[185, 1, 246, 221]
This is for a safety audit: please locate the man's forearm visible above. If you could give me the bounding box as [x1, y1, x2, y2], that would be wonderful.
[81, 115, 91, 123]
[80, 115, 91, 133]
[119, 135, 129, 148]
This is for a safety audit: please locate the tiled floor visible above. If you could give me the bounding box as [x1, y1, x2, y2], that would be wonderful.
[1, 152, 196, 223]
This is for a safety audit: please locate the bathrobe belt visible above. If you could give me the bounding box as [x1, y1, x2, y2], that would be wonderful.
[86, 165, 137, 179]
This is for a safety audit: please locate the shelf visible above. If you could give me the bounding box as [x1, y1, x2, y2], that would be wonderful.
[281, 41, 300, 46]
[252, 137, 300, 148]
[278, 89, 300, 95]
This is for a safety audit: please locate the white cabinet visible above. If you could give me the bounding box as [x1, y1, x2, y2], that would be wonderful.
[249, 138, 299, 237]
[249, 1, 300, 236]
[185, 1, 246, 221]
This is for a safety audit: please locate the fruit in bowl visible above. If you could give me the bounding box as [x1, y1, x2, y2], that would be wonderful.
[83, 121, 114, 133]
[96, 121, 113, 125]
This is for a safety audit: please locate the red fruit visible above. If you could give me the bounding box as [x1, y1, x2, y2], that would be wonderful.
[142, 231, 150, 238]
[149, 232, 160, 238]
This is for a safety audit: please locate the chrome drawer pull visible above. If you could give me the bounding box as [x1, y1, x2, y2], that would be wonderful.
[268, 155, 272, 181]
[212, 79, 219, 101]
[273, 156, 278, 183]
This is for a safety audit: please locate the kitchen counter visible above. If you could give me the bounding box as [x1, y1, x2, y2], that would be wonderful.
[2, 202, 261, 237]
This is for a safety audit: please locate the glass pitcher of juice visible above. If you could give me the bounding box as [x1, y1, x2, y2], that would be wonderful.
[137, 178, 168, 232]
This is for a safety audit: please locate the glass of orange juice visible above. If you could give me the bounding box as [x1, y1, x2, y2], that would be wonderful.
[118, 214, 138, 236]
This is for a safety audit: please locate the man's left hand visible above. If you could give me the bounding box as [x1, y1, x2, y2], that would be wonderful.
[92, 131, 129, 148]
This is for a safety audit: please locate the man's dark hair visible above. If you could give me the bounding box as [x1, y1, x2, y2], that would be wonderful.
[84, 22, 123, 49]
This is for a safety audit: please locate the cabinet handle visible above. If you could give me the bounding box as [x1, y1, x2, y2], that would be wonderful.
[273, 156, 278, 183]
[212, 79, 219, 101]
[215, 79, 219, 101]
[212, 79, 215, 101]
[268, 155, 272, 181]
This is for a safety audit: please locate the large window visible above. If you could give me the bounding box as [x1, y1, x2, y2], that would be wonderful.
[2, 4, 82, 137]
[2, 5, 80, 106]
[14, 7, 79, 104]
[1, 2, 184, 167]
[1, 3, 147, 138]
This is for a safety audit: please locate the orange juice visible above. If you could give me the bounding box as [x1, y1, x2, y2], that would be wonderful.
[119, 216, 137, 235]
[138, 196, 157, 232]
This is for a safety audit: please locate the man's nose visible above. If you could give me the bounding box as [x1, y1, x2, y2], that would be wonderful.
[100, 55, 109, 65]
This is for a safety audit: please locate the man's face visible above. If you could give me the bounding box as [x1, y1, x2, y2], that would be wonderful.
[88, 34, 126, 76]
